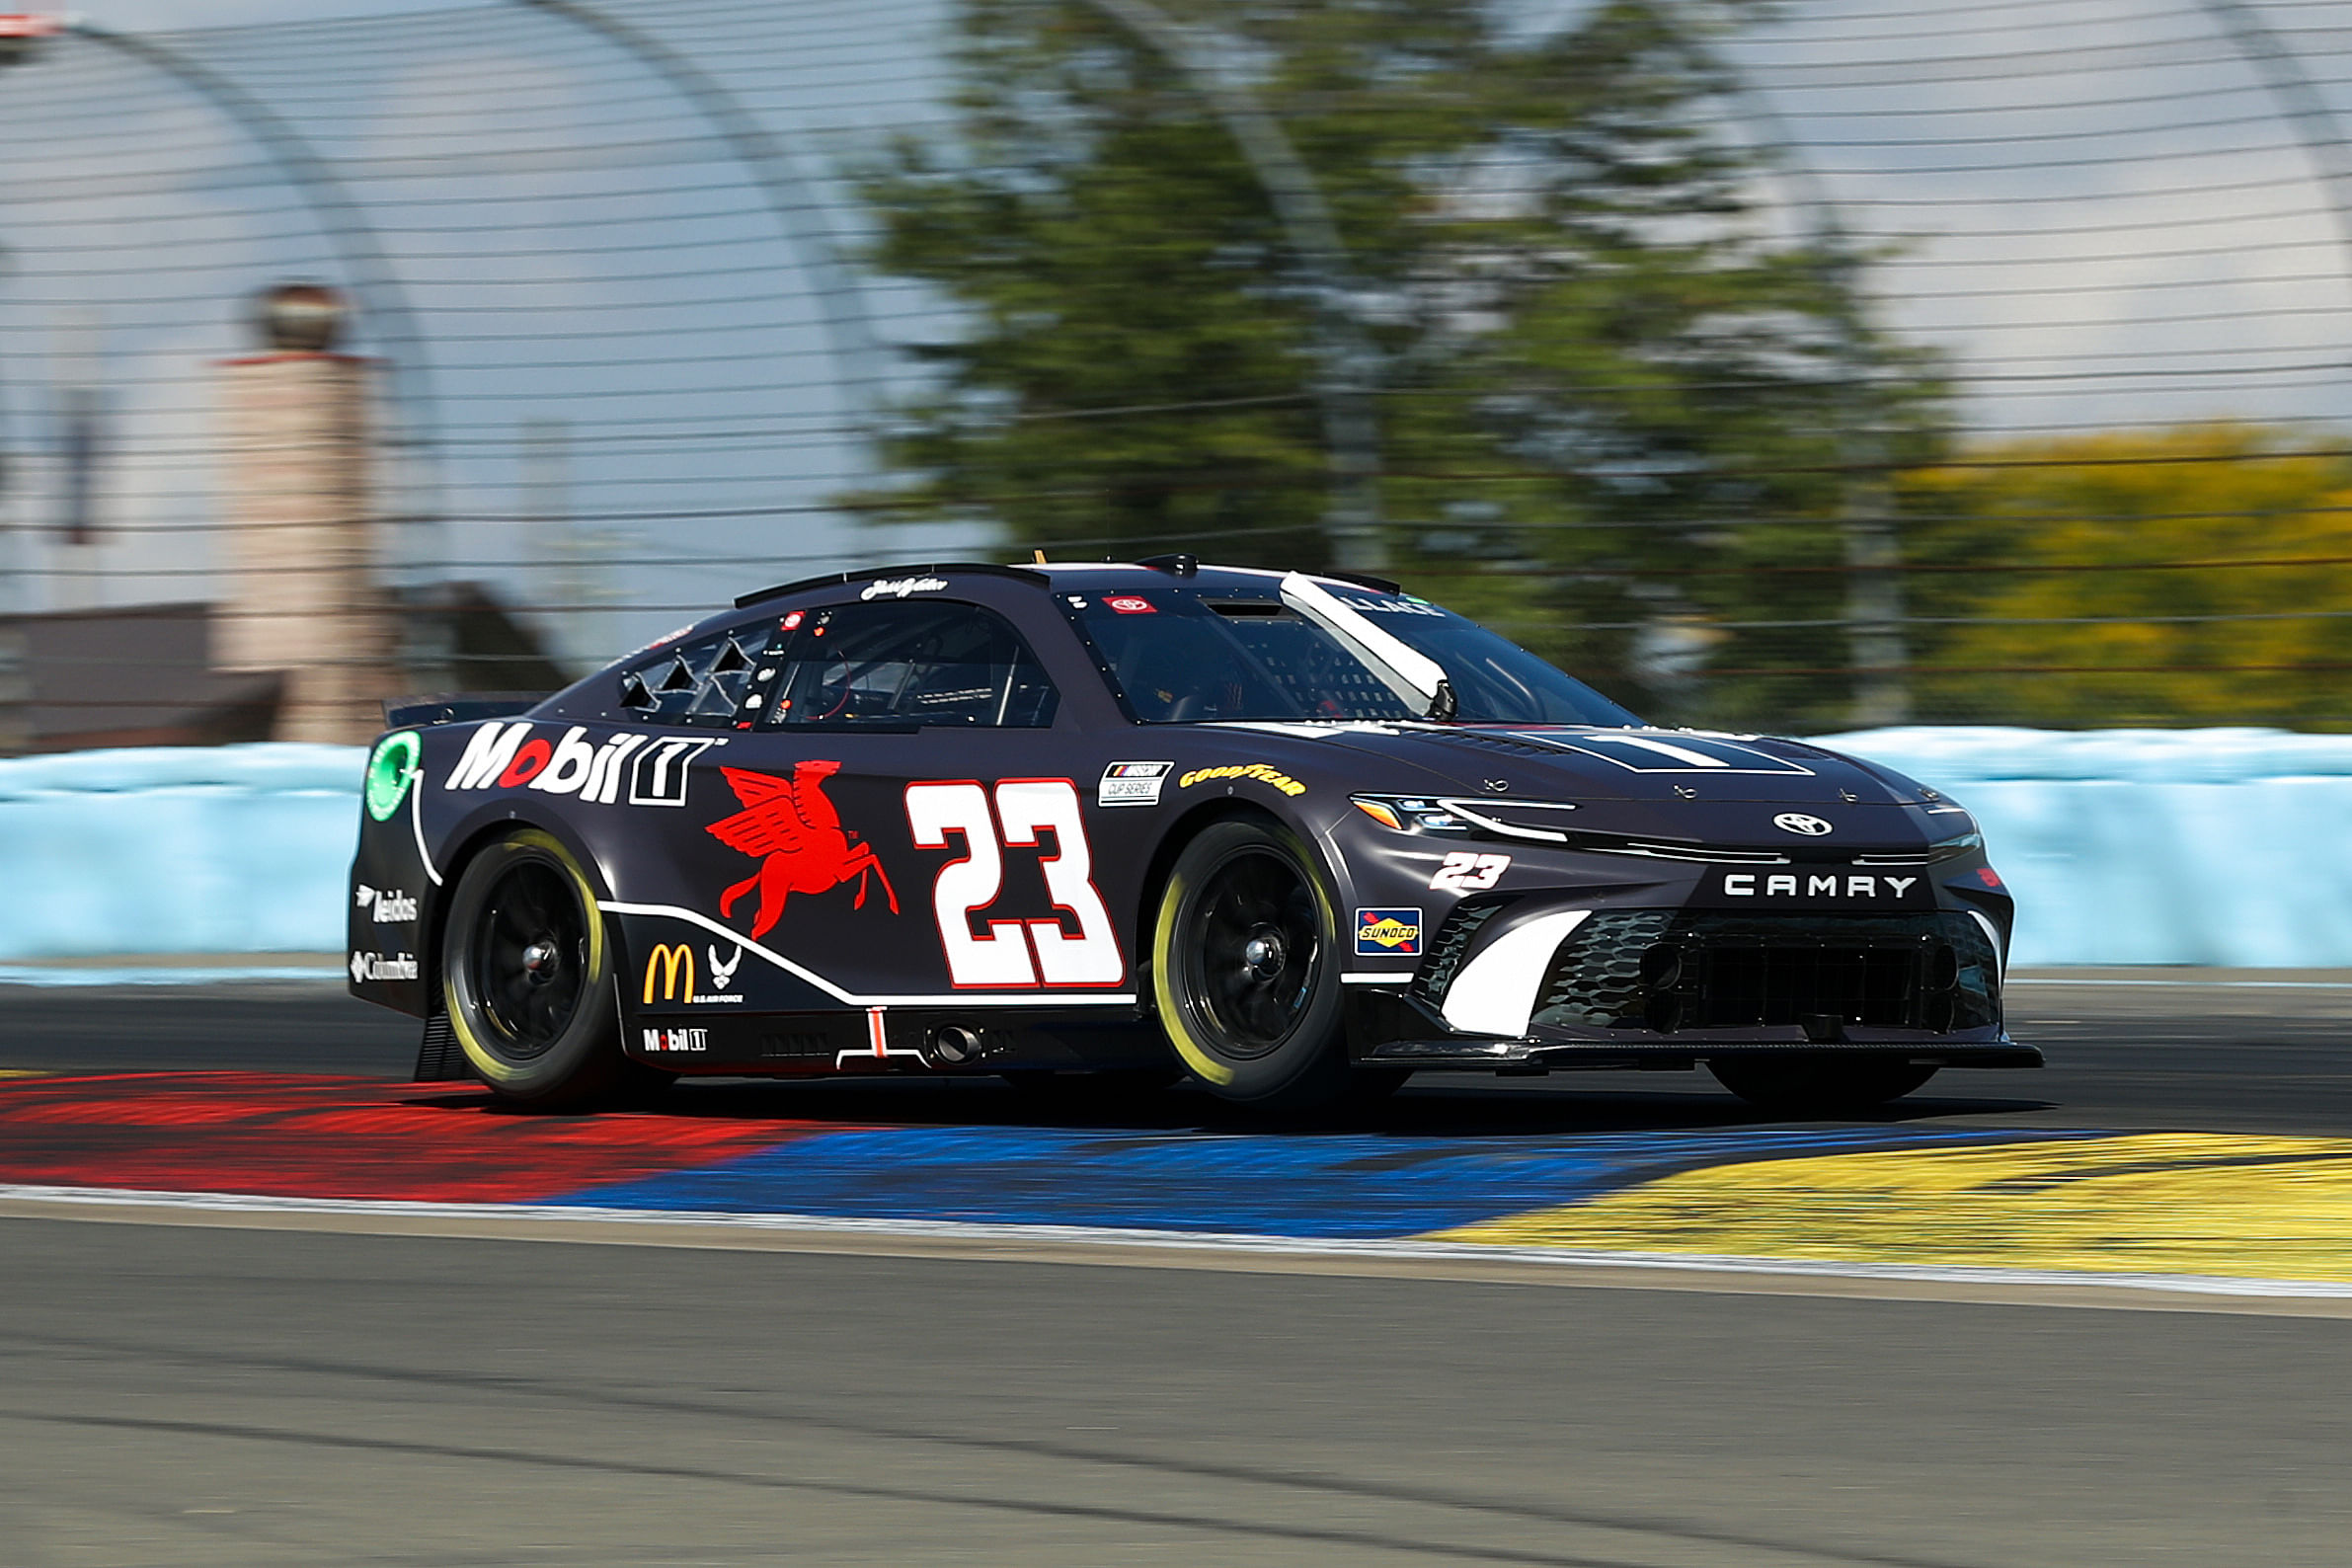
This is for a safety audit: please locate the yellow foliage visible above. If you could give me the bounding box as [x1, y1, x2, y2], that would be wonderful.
[1900, 426, 2352, 728]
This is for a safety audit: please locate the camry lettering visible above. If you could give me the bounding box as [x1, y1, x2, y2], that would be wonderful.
[1723, 873, 1920, 900]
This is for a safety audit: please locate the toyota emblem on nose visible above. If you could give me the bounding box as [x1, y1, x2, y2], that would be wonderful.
[1773, 813, 1834, 836]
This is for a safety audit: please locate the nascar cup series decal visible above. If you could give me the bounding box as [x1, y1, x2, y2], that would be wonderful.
[1098, 760, 1172, 807]
[1355, 907, 1423, 957]
[1179, 761, 1306, 797]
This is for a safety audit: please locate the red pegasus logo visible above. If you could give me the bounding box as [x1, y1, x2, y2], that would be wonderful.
[706, 762, 900, 940]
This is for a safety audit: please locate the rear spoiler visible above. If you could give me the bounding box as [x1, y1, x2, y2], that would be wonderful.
[382, 692, 551, 729]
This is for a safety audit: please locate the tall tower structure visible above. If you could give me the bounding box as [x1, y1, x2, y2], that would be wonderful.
[214, 282, 397, 743]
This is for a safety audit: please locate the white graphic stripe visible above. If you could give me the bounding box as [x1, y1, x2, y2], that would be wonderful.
[601, 901, 1136, 1008]
[409, 768, 442, 887]
[1609, 735, 1733, 768]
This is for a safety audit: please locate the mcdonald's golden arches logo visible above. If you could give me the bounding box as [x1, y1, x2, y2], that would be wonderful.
[643, 943, 694, 1004]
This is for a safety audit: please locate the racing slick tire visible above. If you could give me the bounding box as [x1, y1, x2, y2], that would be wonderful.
[1150, 819, 1355, 1109]
[441, 827, 632, 1108]
[1707, 1054, 1938, 1117]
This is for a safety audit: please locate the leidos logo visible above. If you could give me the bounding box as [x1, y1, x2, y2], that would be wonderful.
[353, 885, 419, 923]
[1355, 907, 1423, 956]
[443, 722, 722, 807]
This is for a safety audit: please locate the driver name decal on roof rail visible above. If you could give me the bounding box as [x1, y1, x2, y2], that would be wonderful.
[860, 575, 948, 600]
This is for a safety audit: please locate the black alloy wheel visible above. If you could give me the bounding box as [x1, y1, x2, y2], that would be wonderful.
[442, 828, 637, 1106]
[472, 858, 588, 1058]
[1151, 820, 1353, 1106]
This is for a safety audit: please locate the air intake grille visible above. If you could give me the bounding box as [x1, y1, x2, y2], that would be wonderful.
[1530, 910, 1999, 1034]
[1410, 898, 1512, 1007]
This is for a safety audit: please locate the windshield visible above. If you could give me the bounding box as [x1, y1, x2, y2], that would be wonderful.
[1063, 584, 1641, 726]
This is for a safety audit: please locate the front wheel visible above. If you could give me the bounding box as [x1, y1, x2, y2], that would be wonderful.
[1708, 1054, 1937, 1117]
[441, 828, 627, 1107]
[1150, 820, 1353, 1108]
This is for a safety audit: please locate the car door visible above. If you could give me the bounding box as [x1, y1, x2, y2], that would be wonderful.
[702, 594, 1131, 1005]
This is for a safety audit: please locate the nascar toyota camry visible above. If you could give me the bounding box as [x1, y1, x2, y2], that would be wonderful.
[350, 560, 2036, 1111]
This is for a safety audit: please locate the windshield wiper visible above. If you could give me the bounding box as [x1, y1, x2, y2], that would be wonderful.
[1279, 573, 1457, 721]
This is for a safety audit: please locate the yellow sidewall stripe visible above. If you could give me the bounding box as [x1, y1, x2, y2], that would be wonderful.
[1427, 1134, 2352, 1282]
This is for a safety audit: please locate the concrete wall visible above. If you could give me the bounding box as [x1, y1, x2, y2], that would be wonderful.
[4, 731, 2351, 966]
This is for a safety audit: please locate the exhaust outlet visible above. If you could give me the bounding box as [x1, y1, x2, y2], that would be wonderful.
[930, 1025, 984, 1064]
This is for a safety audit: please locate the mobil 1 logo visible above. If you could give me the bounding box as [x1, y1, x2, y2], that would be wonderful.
[629, 737, 724, 806]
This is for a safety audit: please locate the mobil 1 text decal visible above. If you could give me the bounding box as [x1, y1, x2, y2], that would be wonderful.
[442, 721, 722, 806]
[905, 779, 1123, 988]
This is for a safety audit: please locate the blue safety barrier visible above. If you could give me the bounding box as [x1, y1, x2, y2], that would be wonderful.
[2, 730, 2348, 966]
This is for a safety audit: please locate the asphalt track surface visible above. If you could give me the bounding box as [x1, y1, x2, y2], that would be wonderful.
[2, 977, 2349, 1565]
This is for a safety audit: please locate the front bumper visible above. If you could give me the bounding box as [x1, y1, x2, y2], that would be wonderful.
[1346, 902, 2040, 1072]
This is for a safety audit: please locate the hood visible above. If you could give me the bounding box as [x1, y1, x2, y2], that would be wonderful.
[1209, 722, 1956, 847]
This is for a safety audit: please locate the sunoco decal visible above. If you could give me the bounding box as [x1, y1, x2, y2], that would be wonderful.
[1355, 908, 1422, 956]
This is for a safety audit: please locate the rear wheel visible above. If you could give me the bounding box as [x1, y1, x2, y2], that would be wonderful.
[441, 828, 634, 1107]
[1708, 1054, 1937, 1117]
[1150, 820, 1355, 1108]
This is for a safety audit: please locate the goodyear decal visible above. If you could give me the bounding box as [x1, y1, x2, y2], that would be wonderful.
[1425, 1134, 2352, 1283]
[1179, 762, 1305, 797]
[1355, 907, 1422, 956]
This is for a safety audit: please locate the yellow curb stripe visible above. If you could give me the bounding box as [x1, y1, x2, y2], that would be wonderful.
[1425, 1134, 2352, 1283]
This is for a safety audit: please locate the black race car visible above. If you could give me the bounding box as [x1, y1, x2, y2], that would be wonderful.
[350, 560, 2036, 1111]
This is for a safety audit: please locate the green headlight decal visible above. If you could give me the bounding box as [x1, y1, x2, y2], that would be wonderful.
[364, 730, 423, 823]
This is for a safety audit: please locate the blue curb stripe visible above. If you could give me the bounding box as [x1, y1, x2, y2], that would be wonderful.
[559, 1125, 2107, 1240]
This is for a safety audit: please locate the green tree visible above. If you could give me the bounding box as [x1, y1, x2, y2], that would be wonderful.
[850, 0, 1948, 729]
